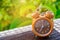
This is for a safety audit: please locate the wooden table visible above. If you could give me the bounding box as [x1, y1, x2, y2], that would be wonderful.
[0, 19, 60, 40]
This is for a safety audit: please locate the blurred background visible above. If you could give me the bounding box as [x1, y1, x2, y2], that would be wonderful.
[0, 0, 60, 31]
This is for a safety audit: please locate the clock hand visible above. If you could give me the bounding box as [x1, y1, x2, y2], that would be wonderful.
[39, 20, 45, 33]
[39, 21, 44, 33]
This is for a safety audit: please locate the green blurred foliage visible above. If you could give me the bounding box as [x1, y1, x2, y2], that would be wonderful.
[0, 0, 60, 31]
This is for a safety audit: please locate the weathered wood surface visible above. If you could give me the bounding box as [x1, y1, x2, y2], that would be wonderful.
[0, 19, 60, 40]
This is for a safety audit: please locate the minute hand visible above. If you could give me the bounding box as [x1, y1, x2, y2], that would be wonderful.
[39, 21, 44, 32]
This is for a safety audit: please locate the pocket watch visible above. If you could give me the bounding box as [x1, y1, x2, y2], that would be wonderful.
[32, 11, 54, 37]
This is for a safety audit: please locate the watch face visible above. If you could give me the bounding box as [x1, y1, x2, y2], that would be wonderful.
[35, 19, 50, 35]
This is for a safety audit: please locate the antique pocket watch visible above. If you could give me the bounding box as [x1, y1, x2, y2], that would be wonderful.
[32, 11, 54, 37]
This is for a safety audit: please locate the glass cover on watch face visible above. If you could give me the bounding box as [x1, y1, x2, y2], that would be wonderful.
[35, 19, 50, 34]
